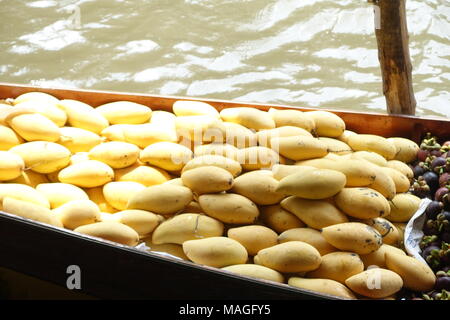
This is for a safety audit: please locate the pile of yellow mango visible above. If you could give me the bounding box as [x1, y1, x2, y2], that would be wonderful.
[0, 91, 433, 299]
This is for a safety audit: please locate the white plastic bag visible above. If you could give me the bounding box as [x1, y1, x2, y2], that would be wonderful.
[404, 198, 432, 265]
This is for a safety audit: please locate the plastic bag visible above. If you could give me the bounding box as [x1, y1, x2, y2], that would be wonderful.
[404, 198, 432, 265]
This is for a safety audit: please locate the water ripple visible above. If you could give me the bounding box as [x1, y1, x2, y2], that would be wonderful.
[0, 0, 448, 118]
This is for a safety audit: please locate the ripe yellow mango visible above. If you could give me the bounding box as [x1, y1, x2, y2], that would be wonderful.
[0, 151, 25, 181]
[140, 142, 193, 172]
[58, 127, 102, 153]
[89, 141, 140, 169]
[366, 163, 397, 200]
[306, 252, 364, 284]
[231, 171, 284, 205]
[220, 107, 275, 130]
[0, 183, 50, 210]
[268, 108, 315, 132]
[176, 115, 226, 144]
[345, 268, 403, 299]
[347, 134, 397, 160]
[183, 237, 248, 268]
[13, 92, 59, 105]
[337, 130, 357, 144]
[127, 184, 193, 215]
[387, 137, 419, 163]
[321, 222, 383, 254]
[9, 170, 49, 187]
[334, 187, 391, 219]
[100, 124, 130, 142]
[74, 221, 139, 246]
[297, 158, 377, 187]
[350, 151, 388, 167]
[36, 182, 89, 209]
[114, 209, 162, 238]
[260, 204, 305, 233]
[194, 143, 239, 161]
[385, 251, 436, 292]
[222, 122, 257, 149]
[305, 111, 345, 138]
[227, 225, 278, 256]
[9, 141, 71, 174]
[272, 136, 328, 161]
[381, 167, 411, 193]
[222, 264, 284, 283]
[54, 199, 101, 230]
[103, 181, 146, 211]
[387, 193, 421, 222]
[182, 154, 242, 177]
[152, 213, 224, 245]
[280, 196, 348, 230]
[181, 166, 234, 195]
[198, 193, 259, 224]
[124, 123, 178, 148]
[256, 126, 313, 148]
[8, 113, 60, 142]
[114, 163, 171, 186]
[318, 137, 352, 155]
[0, 125, 24, 150]
[359, 244, 406, 269]
[2, 197, 62, 227]
[271, 164, 316, 181]
[95, 101, 152, 124]
[172, 100, 220, 118]
[386, 160, 414, 180]
[288, 278, 356, 299]
[14, 100, 67, 127]
[276, 169, 346, 199]
[58, 160, 114, 188]
[57, 99, 109, 134]
[84, 186, 117, 213]
[362, 217, 399, 246]
[254, 241, 321, 273]
[278, 228, 337, 256]
[236, 146, 283, 171]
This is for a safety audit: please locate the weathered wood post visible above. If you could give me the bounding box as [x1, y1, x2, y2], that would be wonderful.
[372, 0, 416, 115]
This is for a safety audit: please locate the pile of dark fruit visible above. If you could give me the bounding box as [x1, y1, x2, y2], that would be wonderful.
[410, 133, 450, 300]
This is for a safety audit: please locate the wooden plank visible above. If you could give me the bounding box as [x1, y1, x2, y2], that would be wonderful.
[0, 83, 448, 141]
[374, 0, 416, 115]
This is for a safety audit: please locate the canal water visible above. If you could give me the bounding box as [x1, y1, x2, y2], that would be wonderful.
[0, 0, 449, 118]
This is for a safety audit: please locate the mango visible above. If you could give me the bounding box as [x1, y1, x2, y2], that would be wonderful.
[254, 241, 321, 273]
[278, 228, 337, 256]
[321, 222, 383, 254]
[152, 213, 224, 245]
[2, 197, 62, 227]
[334, 187, 391, 219]
[183, 237, 248, 268]
[127, 184, 193, 215]
[280, 196, 348, 230]
[198, 193, 259, 224]
[74, 221, 139, 246]
[95, 101, 151, 124]
[260, 205, 305, 233]
[276, 169, 346, 199]
[227, 225, 278, 256]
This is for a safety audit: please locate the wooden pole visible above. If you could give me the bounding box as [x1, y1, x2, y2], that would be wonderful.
[373, 0, 416, 115]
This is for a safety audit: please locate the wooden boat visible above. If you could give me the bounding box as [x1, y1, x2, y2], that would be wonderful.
[0, 82, 449, 300]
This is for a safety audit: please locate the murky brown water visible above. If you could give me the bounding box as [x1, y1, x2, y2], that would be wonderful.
[0, 0, 449, 118]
